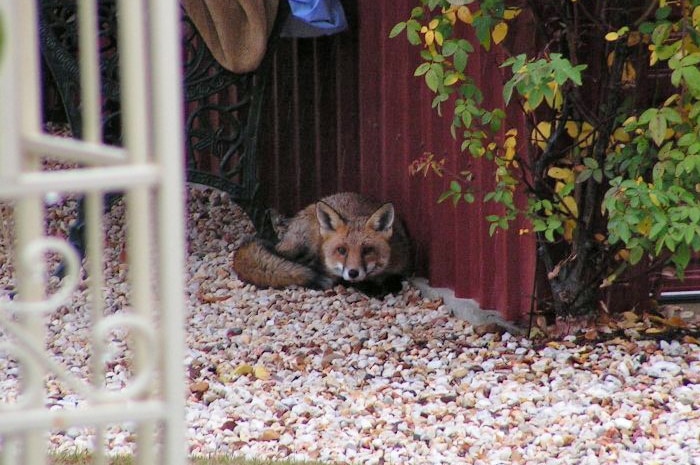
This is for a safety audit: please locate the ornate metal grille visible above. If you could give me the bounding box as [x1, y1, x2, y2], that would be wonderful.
[0, 1, 186, 464]
[38, 0, 274, 207]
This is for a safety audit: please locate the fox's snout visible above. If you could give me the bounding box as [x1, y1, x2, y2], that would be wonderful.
[324, 246, 374, 282]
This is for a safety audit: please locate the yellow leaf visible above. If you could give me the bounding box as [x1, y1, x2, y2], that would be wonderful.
[605, 32, 619, 42]
[694, 6, 700, 27]
[649, 49, 658, 66]
[577, 122, 595, 148]
[445, 10, 457, 25]
[547, 166, 574, 181]
[254, 365, 271, 380]
[650, 192, 661, 207]
[563, 219, 577, 242]
[506, 128, 518, 137]
[233, 364, 255, 376]
[503, 8, 522, 20]
[645, 327, 667, 335]
[425, 30, 435, 46]
[565, 121, 580, 138]
[504, 135, 517, 161]
[457, 6, 473, 24]
[612, 127, 630, 143]
[444, 73, 459, 86]
[531, 121, 552, 148]
[562, 195, 579, 218]
[663, 94, 680, 107]
[636, 216, 652, 235]
[492, 22, 508, 44]
[664, 128, 674, 140]
[607, 52, 615, 68]
[621, 61, 636, 84]
[544, 81, 562, 109]
[428, 19, 440, 30]
[623, 116, 637, 126]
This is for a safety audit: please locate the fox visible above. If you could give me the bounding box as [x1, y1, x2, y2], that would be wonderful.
[232, 192, 413, 296]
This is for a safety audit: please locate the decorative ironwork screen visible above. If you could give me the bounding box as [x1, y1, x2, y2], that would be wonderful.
[0, 1, 186, 464]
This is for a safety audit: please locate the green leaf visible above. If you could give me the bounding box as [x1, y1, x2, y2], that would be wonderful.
[673, 243, 691, 270]
[652, 22, 672, 46]
[438, 190, 453, 203]
[527, 86, 544, 110]
[389, 22, 407, 38]
[442, 40, 458, 56]
[629, 246, 644, 265]
[473, 16, 493, 50]
[649, 219, 667, 240]
[656, 6, 672, 20]
[593, 170, 603, 183]
[407, 22, 421, 45]
[576, 169, 593, 183]
[648, 112, 667, 146]
[414, 62, 431, 76]
[544, 228, 555, 242]
[502, 79, 516, 104]
[678, 133, 696, 147]
[583, 157, 599, 169]
[453, 49, 468, 72]
[425, 69, 440, 92]
[682, 65, 700, 98]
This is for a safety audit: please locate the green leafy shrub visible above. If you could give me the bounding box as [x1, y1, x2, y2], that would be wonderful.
[394, 0, 700, 318]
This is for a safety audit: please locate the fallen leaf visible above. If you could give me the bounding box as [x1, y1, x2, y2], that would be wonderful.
[254, 365, 271, 380]
[189, 381, 209, 393]
[666, 316, 687, 328]
[259, 429, 281, 441]
[233, 363, 255, 376]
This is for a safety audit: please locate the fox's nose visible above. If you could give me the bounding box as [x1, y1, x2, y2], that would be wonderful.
[347, 269, 359, 279]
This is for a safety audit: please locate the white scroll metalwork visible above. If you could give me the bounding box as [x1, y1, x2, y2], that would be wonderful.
[0, 0, 186, 464]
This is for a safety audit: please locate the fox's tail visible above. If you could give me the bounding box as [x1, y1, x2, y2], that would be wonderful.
[232, 238, 333, 290]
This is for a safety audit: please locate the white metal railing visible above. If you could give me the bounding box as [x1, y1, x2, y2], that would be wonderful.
[0, 1, 186, 464]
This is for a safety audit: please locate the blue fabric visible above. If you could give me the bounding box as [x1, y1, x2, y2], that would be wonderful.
[282, 0, 348, 38]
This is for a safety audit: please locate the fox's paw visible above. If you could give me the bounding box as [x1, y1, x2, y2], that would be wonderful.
[307, 273, 335, 290]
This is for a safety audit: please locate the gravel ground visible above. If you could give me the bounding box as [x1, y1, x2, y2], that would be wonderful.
[1, 185, 699, 465]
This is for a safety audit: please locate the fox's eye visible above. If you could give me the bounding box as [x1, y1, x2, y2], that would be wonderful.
[362, 246, 375, 256]
[336, 246, 347, 256]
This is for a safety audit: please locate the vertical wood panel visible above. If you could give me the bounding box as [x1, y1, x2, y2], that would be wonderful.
[259, 3, 361, 213]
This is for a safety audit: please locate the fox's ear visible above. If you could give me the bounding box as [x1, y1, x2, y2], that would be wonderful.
[366, 203, 394, 238]
[317, 201, 346, 237]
